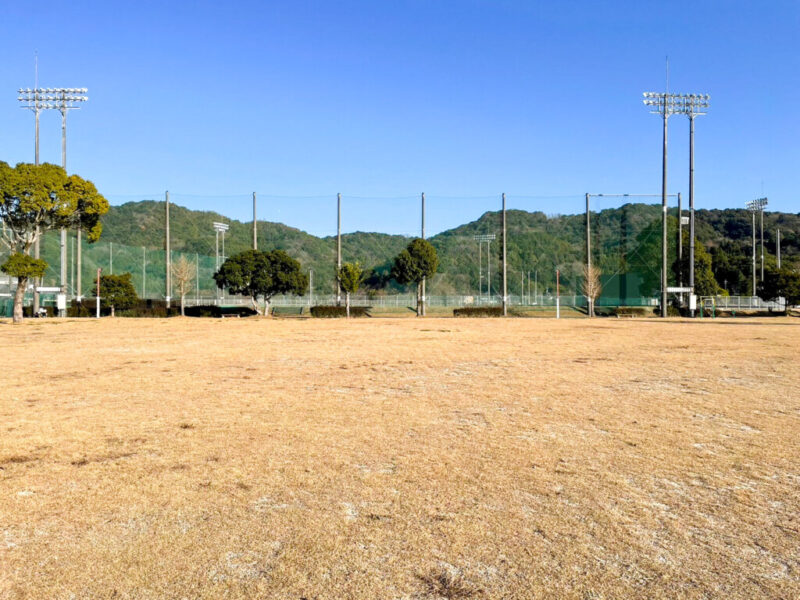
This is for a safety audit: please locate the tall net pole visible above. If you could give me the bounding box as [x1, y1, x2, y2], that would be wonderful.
[336, 193, 342, 306]
[421, 192, 426, 317]
[502, 193, 507, 316]
[165, 191, 171, 308]
[253, 192, 257, 250]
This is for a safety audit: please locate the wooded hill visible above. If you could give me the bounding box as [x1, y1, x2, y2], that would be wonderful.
[56, 200, 800, 297]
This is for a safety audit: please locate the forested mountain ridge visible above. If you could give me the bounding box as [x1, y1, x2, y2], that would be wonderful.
[95, 200, 799, 296]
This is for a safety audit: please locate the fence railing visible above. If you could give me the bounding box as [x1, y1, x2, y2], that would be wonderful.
[702, 295, 786, 311]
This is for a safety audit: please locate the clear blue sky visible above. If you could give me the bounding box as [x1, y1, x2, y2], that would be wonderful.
[1, 1, 798, 236]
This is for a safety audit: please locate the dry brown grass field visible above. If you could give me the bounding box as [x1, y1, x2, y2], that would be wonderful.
[1, 316, 798, 599]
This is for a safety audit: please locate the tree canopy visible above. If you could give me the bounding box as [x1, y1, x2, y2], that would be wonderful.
[338, 262, 366, 317]
[0, 162, 109, 322]
[95, 273, 138, 317]
[391, 238, 438, 286]
[391, 238, 438, 316]
[213, 249, 307, 314]
[338, 262, 365, 295]
[758, 267, 800, 307]
[0, 162, 108, 254]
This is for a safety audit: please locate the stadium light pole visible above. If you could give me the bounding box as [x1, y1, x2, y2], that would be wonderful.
[213, 221, 229, 304]
[18, 85, 88, 315]
[473, 234, 495, 300]
[676, 93, 710, 303]
[746, 198, 767, 295]
[643, 91, 683, 317]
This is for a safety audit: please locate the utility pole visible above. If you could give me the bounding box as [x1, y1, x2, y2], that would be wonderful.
[502, 193, 507, 316]
[253, 192, 257, 250]
[421, 192, 426, 317]
[165, 191, 171, 308]
[337, 193, 342, 306]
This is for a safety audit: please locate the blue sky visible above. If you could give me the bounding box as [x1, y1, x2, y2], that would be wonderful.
[1, 1, 798, 236]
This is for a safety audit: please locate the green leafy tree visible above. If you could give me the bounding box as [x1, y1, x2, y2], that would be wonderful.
[213, 249, 307, 315]
[758, 267, 800, 309]
[0, 161, 109, 323]
[673, 229, 723, 297]
[1, 253, 47, 322]
[95, 273, 138, 317]
[391, 238, 438, 316]
[338, 262, 366, 318]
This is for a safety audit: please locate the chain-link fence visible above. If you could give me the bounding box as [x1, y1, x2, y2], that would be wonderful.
[2, 192, 700, 314]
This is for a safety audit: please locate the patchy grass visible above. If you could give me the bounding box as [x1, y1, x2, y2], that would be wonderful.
[1, 317, 799, 598]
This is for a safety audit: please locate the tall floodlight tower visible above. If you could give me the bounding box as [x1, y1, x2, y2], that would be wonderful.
[643, 91, 681, 317]
[675, 94, 709, 299]
[746, 198, 768, 294]
[17, 83, 42, 313]
[473, 234, 496, 299]
[18, 86, 88, 315]
[213, 222, 229, 303]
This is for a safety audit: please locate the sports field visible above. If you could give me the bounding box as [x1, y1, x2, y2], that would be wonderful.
[1, 317, 798, 599]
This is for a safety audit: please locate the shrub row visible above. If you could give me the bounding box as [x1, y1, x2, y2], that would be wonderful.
[310, 305, 371, 318]
[55, 300, 257, 318]
[453, 307, 505, 317]
[614, 306, 651, 317]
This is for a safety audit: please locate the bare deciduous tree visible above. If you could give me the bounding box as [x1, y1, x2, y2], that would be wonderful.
[172, 255, 195, 316]
[582, 264, 602, 318]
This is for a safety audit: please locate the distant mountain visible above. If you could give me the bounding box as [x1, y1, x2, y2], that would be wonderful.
[36, 200, 800, 298]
